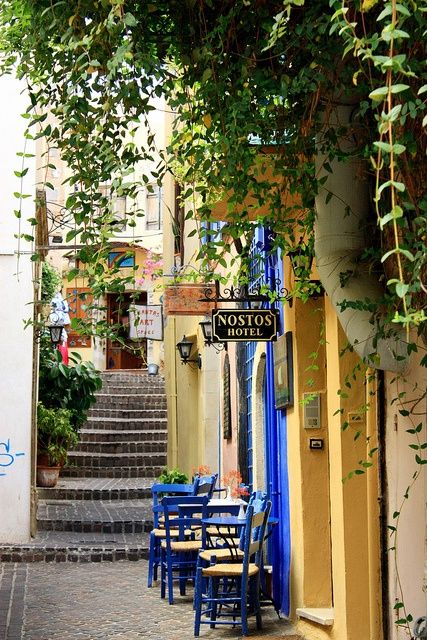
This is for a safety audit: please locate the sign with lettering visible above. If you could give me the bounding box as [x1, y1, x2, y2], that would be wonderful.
[212, 309, 278, 342]
[129, 305, 163, 340]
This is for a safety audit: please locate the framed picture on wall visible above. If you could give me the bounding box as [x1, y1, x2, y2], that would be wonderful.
[273, 331, 294, 409]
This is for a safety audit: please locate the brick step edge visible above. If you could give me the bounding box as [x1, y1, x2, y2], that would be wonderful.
[73, 443, 167, 454]
[60, 467, 164, 478]
[37, 520, 154, 534]
[66, 452, 166, 464]
[37, 487, 154, 501]
[0, 547, 149, 563]
[80, 430, 167, 442]
[83, 420, 167, 431]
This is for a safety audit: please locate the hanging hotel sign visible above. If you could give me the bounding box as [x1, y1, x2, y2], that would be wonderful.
[212, 309, 278, 342]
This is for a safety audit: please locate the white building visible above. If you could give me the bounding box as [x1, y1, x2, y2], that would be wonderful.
[0, 74, 36, 542]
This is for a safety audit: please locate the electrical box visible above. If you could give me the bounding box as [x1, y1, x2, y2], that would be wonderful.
[303, 392, 321, 429]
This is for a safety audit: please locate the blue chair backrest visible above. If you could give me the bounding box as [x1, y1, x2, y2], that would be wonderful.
[238, 491, 268, 548]
[193, 474, 218, 498]
[241, 500, 272, 566]
[151, 482, 194, 527]
[161, 495, 209, 543]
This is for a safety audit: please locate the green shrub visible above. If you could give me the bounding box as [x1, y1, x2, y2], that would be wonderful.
[158, 467, 189, 485]
[37, 403, 79, 466]
[38, 346, 102, 431]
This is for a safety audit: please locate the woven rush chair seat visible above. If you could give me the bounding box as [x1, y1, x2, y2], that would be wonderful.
[202, 562, 259, 578]
[198, 547, 244, 563]
[152, 527, 192, 538]
[161, 539, 203, 552]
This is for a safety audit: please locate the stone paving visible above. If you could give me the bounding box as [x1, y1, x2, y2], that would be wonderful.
[1, 561, 301, 640]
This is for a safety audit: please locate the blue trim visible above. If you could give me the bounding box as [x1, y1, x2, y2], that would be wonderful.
[263, 229, 291, 616]
[243, 225, 291, 616]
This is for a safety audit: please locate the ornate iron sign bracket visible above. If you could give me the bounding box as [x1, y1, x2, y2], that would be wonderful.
[199, 280, 289, 306]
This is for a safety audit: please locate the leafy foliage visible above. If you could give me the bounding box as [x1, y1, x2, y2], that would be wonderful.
[0, 0, 425, 330]
[38, 342, 102, 431]
[36, 402, 78, 466]
[40, 261, 62, 305]
[158, 467, 189, 485]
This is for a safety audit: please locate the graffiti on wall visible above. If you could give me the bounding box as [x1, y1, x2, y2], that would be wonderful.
[0, 439, 25, 476]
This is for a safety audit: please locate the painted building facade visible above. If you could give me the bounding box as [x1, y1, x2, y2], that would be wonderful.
[0, 75, 36, 542]
[161, 157, 426, 640]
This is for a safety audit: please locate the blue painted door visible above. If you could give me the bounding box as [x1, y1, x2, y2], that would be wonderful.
[245, 226, 291, 615]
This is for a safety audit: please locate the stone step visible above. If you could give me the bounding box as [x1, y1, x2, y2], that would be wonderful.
[36, 500, 153, 534]
[100, 371, 163, 382]
[37, 477, 156, 501]
[101, 383, 165, 392]
[0, 531, 149, 563]
[66, 451, 167, 468]
[60, 466, 164, 479]
[74, 440, 167, 455]
[83, 417, 168, 431]
[87, 408, 167, 419]
[79, 428, 167, 443]
[93, 393, 167, 409]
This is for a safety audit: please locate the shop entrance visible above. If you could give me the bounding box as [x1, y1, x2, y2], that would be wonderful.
[106, 292, 147, 370]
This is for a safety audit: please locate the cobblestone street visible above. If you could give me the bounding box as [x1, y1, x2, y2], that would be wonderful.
[1, 561, 299, 640]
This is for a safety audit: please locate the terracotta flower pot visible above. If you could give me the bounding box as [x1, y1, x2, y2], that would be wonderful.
[36, 465, 61, 488]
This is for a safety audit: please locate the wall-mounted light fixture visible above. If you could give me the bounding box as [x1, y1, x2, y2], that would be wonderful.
[176, 335, 202, 369]
[48, 323, 64, 346]
[199, 316, 225, 353]
[47, 311, 65, 346]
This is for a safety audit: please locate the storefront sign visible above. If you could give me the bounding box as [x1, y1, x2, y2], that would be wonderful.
[163, 284, 214, 316]
[212, 309, 278, 342]
[129, 305, 163, 340]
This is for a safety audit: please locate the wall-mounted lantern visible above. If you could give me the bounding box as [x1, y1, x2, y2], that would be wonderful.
[176, 335, 202, 369]
[199, 316, 225, 353]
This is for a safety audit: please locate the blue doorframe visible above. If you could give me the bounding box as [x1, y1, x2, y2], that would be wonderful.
[252, 226, 291, 615]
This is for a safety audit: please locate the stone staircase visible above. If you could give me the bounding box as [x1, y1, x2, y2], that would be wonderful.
[0, 370, 167, 563]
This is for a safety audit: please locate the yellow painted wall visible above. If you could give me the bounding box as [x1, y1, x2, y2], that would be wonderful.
[285, 282, 382, 640]
[286, 295, 332, 613]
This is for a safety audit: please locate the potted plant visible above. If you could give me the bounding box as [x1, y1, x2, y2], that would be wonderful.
[158, 467, 189, 485]
[36, 402, 79, 487]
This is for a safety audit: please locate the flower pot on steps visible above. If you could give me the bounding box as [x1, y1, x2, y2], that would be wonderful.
[36, 465, 61, 488]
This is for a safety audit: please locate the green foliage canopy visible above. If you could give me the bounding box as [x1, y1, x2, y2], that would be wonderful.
[0, 0, 425, 329]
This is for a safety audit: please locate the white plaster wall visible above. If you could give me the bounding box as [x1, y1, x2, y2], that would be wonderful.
[386, 355, 427, 638]
[0, 75, 35, 542]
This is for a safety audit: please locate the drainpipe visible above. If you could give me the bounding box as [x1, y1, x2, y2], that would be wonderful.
[314, 105, 408, 373]
[377, 369, 390, 640]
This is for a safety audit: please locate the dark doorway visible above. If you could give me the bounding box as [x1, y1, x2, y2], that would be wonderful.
[106, 292, 147, 369]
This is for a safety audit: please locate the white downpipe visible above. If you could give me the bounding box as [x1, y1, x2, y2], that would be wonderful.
[314, 106, 407, 373]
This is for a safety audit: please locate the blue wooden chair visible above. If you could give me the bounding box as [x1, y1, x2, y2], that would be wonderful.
[196, 491, 268, 572]
[194, 500, 272, 636]
[147, 482, 193, 587]
[147, 475, 217, 587]
[160, 496, 209, 604]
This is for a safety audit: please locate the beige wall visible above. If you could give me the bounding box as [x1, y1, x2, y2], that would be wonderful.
[164, 314, 221, 479]
[385, 349, 427, 638]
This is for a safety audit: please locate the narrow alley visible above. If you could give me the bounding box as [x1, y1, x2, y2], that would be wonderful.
[1, 561, 298, 639]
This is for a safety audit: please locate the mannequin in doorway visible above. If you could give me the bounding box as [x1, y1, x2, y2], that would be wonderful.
[57, 329, 69, 365]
